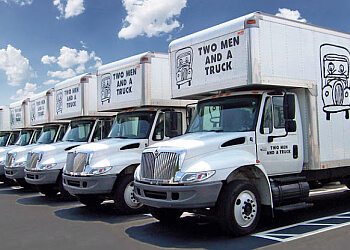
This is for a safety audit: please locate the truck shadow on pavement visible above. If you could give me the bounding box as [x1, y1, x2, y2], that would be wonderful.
[16, 194, 79, 207]
[54, 203, 152, 225]
[125, 188, 350, 249]
[0, 183, 38, 196]
[125, 215, 274, 250]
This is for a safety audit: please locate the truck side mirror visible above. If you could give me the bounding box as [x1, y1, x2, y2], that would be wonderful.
[283, 94, 295, 120]
[165, 111, 183, 138]
[285, 120, 296, 133]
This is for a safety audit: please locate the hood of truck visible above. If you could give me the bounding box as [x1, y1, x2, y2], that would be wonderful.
[7, 144, 43, 163]
[0, 145, 17, 154]
[30, 141, 83, 158]
[72, 138, 147, 159]
[148, 132, 254, 160]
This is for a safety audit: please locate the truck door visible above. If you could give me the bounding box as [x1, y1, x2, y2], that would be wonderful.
[256, 95, 303, 175]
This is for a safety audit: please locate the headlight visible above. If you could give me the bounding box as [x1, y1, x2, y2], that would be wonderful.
[134, 165, 141, 181]
[87, 166, 112, 175]
[174, 170, 215, 183]
[37, 163, 57, 170]
[14, 161, 26, 168]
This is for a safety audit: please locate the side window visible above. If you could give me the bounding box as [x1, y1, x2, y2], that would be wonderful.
[92, 121, 102, 142]
[261, 97, 273, 134]
[165, 112, 183, 138]
[102, 120, 113, 139]
[272, 97, 285, 128]
[152, 113, 164, 141]
[32, 130, 41, 144]
[9, 132, 19, 145]
[57, 125, 67, 142]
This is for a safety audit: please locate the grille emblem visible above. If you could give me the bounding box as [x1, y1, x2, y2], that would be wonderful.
[154, 150, 159, 158]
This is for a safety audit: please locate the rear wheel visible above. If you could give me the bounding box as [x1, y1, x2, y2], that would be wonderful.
[113, 174, 145, 214]
[77, 195, 104, 207]
[149, 207, 183, 223]
[217, 181, 261, 236]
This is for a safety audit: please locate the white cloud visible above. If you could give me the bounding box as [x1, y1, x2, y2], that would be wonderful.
[80, 40, 87, 49]
[41, 55, 57, 65]
[276, 8, 307, 23]
[43, 79, 60, 85]
[118, 0, 187, 39]
[0, 44, 35, 86]
[42, 46, 102, 80]
[1, 0, 33, 6]
[10, 83, 37, 101]
[48, 68, 76, 79]
[54, 0, 85, 19]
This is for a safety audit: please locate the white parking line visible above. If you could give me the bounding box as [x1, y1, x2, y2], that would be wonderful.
[253, 211, 350, 242]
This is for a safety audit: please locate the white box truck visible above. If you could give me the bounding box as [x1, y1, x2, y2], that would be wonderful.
[62, 52, 192, 213]
[24, 74, 114, 197]
[5, 89, 68, 187]
[134, 12, 350, 236]
[0, 99, 42, 184]
[0, 106, 20, 147]
[0, 106, 20, 182]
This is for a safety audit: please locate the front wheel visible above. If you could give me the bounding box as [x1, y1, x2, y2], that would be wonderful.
[216, 181, 261, 236]
[113, 174, 146, 214]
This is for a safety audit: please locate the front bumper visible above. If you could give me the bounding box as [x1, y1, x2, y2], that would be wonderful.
[62, 174, 117, 196]
[134, 181, 223, 209]
[24, 169, 60, 185]
[5, 166, 25, 179]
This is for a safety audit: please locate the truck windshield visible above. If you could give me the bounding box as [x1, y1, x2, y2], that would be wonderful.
[0, 132, 10, 146]
[188, 95, 261, 133]
[108, 111, 156, 139]
[63, 120, 95, 142]
[36, 125, 59, 144]
[15, 130, 34, 146]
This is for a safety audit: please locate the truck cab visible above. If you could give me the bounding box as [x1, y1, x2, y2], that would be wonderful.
[0, 131, 19, 148]
[5, 124, 67, 187]
[62, 107, 186, 213]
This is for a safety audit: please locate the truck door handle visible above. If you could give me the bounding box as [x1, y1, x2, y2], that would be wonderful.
[293, 145, 298, 159]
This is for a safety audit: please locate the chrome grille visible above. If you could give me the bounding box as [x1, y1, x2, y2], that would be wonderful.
[65, 152, 88, 173]
[141, 152, 178, 181]
[6, 153, 14, 167]
[26, 152, 41, 169]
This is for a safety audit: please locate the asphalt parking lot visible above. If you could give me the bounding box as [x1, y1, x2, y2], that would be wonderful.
[1, 182, 350, 250]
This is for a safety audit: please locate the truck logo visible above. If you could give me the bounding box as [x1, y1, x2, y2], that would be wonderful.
[56, 89, 63, 114]
[100, 73, 111, 104]
[154, 149, 159, 158]
[320, 44, 350, 120]
[175, 47, 193, 89]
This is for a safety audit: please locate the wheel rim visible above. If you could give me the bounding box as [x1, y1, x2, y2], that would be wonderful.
[234, 190, 257, 228]
[124, 181, 142, 209]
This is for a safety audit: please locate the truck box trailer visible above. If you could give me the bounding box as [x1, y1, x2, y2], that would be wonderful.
[24, 74, 114, 197]
[62, 52, 192, 213]
[134, 12, 350, 236]
[5, 89, 68, 187]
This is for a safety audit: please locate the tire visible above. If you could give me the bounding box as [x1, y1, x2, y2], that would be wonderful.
[216, 181, 261, 236]
[57, 174, 76, 200]
[113, 174, 145, 214]
[148, 207, 183, 224]
[15, 178, 33, 190]
[77, 195, 104, 207]
[37, 185, 59, 197]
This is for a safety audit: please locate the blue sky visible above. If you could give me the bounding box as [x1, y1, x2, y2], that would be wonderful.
[0, 0, 350, 106]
